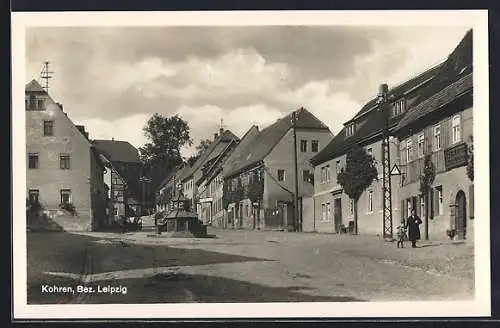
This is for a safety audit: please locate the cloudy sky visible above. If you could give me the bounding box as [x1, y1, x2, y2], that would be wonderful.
[26, 25, 471, 157]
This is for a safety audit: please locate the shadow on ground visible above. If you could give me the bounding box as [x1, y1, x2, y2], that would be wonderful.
[83, 273, 365, 304]
[91, 241, 272, 274]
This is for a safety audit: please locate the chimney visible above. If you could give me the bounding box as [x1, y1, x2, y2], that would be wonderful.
[214, 133, 218, 140]
[219, 127, 224, 135]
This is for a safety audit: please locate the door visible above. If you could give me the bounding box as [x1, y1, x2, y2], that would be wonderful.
[334, 198, 342, 232]
[455, 190, 467, 239]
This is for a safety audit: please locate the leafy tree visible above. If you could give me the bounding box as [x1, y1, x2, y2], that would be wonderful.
[337, 145, 378, 234]
[247, 172, 264, 229]
[467, 135, 474, 182]
[247, 178, 264, 204]
[222, 180, 232, 211]
[187, 155, 199, 167]
[196, 139, 212, 154]
[139, 114, 192, 201]
[419, 154, 436, 240]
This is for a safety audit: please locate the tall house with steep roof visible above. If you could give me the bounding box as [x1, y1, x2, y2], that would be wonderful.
[25, 80, 107, 231]
[309, 29, 472, 241]
[393, 29, 473, 241]
[223, 107, 333, 230]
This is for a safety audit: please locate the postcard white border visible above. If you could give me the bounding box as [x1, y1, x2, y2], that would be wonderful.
[12, 10, 490, 319]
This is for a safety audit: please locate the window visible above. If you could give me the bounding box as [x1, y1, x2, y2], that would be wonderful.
[43, 120, 54, 136]
[60, 189, 72, 205]
[326, 165, 331, 181]
[335, 160, 341, 174]
[392, 98, 406, 116]
[277, 169, 285, 182]
[321, 204, 326, 221]
[405, 199, 411, 217]
[326, 202, 331, 221]
[406, 139, 413, 162]
[435, 185, 443, 216]
[311, 140, 319, 152]
[28, 189, 39, 205]
[302, 169, 310, 182]
[420, 195, 425, 217]
[28, 153, 39, 169]
[368, 190, 373, 212]
[26, 95, 45, 111]
[346, 123, 355, 137]
[320, 167, 326, 183]
[417, 133, 425, 158]
[60, 154, 71, 169]
[114, 208, 118, 216]
[452, 115, 461, 144]
[433, 125, 441, 151]
[300, 140, 307, 152]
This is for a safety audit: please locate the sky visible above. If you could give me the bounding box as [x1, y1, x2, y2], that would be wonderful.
[25, 25, 471, 158]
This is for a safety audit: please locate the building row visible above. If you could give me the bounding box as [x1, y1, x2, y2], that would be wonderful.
[25, 79, 142, 231]
[309, 29, 473, 241]
[156, 29, 474, 241]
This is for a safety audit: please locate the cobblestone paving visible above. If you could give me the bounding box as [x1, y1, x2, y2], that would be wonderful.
[28, 224, 474, 304]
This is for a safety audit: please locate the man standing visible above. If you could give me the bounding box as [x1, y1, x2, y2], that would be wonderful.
[406, 209, 423, 248]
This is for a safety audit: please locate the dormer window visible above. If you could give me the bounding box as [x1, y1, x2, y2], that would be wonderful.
[345, 123, 355, 137]
[391, 98, 406, 117]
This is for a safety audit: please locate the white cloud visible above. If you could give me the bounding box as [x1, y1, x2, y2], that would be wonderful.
[279, 80, 362, 134]
[77, 114, 150, 150]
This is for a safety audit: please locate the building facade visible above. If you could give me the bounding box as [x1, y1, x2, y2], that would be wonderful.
[180, 129, 239, 216]
[93, 139, 142, 220]
[26, 79, 107, 231]
[308, 29, 472, 240]
[309, 61, 444, 236]
[394, 31, 473, 241]
[223, 107, 333, 230]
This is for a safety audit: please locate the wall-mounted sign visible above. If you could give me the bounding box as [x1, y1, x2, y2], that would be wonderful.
[444, 143, 468, 171]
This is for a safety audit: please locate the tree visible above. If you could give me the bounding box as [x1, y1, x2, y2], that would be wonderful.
[196, 139, 212, 154]
[185, 139, 212, 167]
[467, 135, 474, 182]
[419, 154, 436, 240]
[337, 145, 378, 235]
[139, 114, 193, 199]
[247, 171, 265, 229]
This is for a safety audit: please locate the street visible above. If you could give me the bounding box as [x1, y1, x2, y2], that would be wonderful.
[27, 222, 474, 304]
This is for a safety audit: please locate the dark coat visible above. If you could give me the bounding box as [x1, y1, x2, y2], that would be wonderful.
[406, 215, 423, 241]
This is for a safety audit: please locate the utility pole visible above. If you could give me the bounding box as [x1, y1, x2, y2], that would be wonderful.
[40, 61, 53, 92]
[291, 110, 300, 232]
[377, 84, 393, 241]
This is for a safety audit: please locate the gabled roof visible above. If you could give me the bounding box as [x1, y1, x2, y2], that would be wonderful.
[180, 129, 239, 182]
[25, 79, 93, 146]
[92, 139, 140, 164]
[346, 63, 444, 124]
[25, 79, 47, 93]
[224, 107, 331, 178]
[309, 51, 449, 166]
[221, 125, 260, 179]
[395, 29, 473, 134]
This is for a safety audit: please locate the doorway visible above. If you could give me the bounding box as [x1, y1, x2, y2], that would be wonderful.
[334, 198, 342, 232]
[455, 190, 467, 239]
